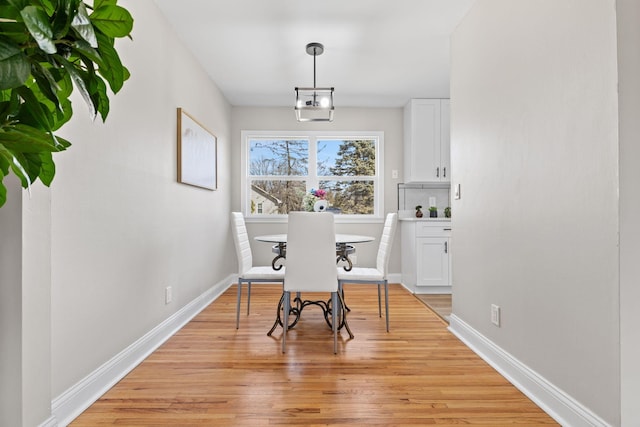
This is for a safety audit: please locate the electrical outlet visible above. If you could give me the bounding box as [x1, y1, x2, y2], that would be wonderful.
[165, 286, 173, 304]
[391, 170, 398, 179]
[491, 304, 500, 326]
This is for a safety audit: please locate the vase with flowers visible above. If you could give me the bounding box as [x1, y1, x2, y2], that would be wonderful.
[302, 188, 328, 212]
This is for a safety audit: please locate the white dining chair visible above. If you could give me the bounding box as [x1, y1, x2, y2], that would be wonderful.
[338, 212, 398, 332]
[231, 212, 285, 329]
[282, 212, 347, 354]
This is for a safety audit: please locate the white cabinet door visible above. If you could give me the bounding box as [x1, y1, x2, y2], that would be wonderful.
[404, 99, 440, 182]
[416, 237, 450, 286]
[403, 99, 450, 183]
[440, 99, 450, 183]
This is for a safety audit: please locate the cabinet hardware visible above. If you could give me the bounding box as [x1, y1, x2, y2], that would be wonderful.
[444, 241, 448, 253]
[436, 167, 439, 178]
[443, 167, 446, 177]
[443, 228, 452, 231]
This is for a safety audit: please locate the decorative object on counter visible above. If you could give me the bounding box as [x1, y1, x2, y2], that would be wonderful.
[429, 206, 438, 218]
[303, 188, 328, 212]
[444, 207, 451, 218]
[415, 205, 423, 218]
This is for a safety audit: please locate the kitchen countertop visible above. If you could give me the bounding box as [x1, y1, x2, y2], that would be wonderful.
[398, 216, 451, 222]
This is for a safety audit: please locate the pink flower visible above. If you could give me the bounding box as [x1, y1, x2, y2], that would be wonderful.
[313, 189, 326, 199]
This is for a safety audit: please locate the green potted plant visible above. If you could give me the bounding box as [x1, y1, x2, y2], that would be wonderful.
[415, 205, 423, 218]
[444, 207, 451, 218]
[0, 1, 134, 207]
[429, 206, 438, 218]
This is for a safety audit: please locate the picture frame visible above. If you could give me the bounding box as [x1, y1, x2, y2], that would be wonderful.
[177, 108, 217, 190]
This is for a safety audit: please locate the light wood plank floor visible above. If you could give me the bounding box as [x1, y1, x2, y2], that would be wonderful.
[416, 294, 452, 323]
[72, 284, 557, 426]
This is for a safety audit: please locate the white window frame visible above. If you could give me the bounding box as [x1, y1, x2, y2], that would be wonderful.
[241, 130, 384, 223]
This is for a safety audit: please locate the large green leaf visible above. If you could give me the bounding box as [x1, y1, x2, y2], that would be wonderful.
[0, 150, 8, 174]
[0, 124, 59, 152]
[37, 148, 55, 185]
[0, 21, 30, 41]
[94, 0, 117, 8]
[0, 178, 6, 207]
[71, 2, 97, 47]
[21, 5, 57, 54]
[72, 39, 103, 65]
[90, 74, 109, 121]
[90, 5, 132, 38]
[0, 146, 10, 206]
[1, 146, 33, 188]
[50, 0, 77, 39]
[95, 31, 125, 93]
[55, 54, 96, 120]
[15, 85, 54, 132]
[6, 0, 29, 11]
[31, 61, 63, 109]
[0, 6, 20, 21]
[0, 36, 30, 89]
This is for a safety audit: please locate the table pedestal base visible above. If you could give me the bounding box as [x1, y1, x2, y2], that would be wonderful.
[267, 291, 354, 339]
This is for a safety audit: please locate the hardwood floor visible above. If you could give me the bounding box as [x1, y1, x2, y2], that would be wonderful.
[416, 294, 452, 322]
[71, 284, 557, 426]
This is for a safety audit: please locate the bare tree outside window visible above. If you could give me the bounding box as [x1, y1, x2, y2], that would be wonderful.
[249, 139, 307, 214]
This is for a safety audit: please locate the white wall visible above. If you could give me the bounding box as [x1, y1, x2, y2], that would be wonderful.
[451, 0, 620, 425]
[0, 176, 23, 427]
[230, 107, 404, 274]
[617, 0, 640, 424]
[49, 0, 234, 400]
[0, 178, 52, 427]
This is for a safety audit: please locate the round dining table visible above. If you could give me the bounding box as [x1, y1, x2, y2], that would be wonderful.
[255, 233, 373, 338]
[254, 233, 374, 271]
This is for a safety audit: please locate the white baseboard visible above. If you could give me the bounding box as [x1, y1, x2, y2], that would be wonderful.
[388, 273, 402, 284]
[51, 275, 234, 427]
[38, 415, 58, 427]
[448, 314, 611, 427]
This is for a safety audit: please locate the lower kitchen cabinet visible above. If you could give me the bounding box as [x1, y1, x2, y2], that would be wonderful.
[416, 236, 450, 286]
[401, 220, 452, 294]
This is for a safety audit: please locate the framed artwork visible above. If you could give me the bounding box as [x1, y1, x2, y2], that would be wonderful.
[177, 108, 217, 190]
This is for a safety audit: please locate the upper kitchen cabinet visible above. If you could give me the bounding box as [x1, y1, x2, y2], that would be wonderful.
[403, 99, 450, 183]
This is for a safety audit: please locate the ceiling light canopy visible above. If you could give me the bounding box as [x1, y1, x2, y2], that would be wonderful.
[295, 42, 334, 122]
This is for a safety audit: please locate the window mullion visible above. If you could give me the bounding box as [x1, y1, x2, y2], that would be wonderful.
[307, 136, 319, 191]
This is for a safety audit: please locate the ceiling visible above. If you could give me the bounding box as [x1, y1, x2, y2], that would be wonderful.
[153, 0, 475, 108]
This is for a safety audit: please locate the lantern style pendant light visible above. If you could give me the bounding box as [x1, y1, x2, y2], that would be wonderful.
[295, 42, 334, 122]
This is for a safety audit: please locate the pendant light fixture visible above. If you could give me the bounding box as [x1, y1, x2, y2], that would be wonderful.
[295, 42, 334, 122]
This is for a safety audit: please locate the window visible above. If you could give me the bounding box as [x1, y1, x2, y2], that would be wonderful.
[241, 131, 383, 220]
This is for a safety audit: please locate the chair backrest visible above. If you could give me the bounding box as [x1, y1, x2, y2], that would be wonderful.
[376, 213, 398, 274]
[284, 212, 338, 293]
[231, 212, 252, 274]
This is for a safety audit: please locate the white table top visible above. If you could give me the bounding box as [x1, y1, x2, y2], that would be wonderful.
[255, 234, 375, 244]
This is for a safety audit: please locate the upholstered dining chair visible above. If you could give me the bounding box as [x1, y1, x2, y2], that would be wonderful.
[231, 212, 285, 329]
[338, 212, 398, 332]
[282, 212, 346, 354]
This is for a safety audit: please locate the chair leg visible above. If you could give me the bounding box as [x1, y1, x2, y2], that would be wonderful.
[384, 280, 389, 332]
[247, 282, 252, 315]
[377, 283, 382, 317]
[236, 280, 243, 329]
[332, 292, 338, 354]
[282, 291, 290, 353]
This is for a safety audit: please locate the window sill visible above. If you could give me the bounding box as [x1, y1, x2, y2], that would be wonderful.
[244, 214, 385, 224]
